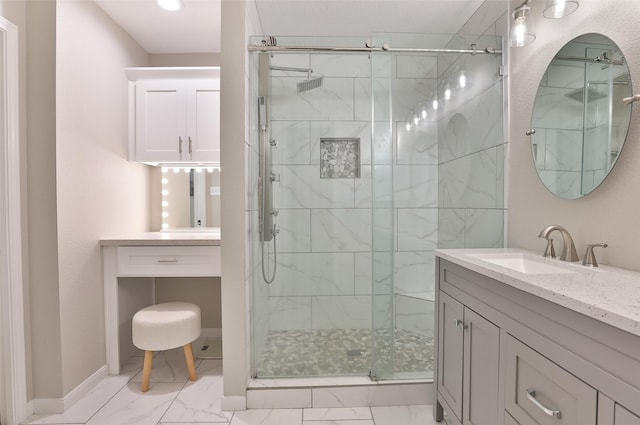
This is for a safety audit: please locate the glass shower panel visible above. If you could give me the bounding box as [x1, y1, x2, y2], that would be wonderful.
[251, 36, 377, 378]
[370, 33, 444, 381]
[370, 36, 395, 379]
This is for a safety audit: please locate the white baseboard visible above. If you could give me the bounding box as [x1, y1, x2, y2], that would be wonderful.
[221, 395, 246, 411]
[33, 365, 108, 415]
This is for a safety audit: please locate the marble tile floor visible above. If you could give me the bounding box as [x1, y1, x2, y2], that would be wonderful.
[22, 349, 443, 425]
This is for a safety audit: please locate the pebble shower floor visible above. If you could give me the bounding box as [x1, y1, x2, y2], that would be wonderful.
[257, 328, 434, 377]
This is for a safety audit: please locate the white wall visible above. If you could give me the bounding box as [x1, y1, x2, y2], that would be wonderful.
[220, 0, 250, 403]
[219, 0, 264, 405]
[149, 53, 221, 67]
[25, 0, 63, 400]
[508, 0, 640, 271]
[0, 0, 32, 401]
[56, 0, 150, 395]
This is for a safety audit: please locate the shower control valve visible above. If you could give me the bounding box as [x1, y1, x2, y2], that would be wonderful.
[270, 139, 278, 148]
[272, 226, 280, 236]
[270, 209, 279, 217]
[270, 172, 280, 183]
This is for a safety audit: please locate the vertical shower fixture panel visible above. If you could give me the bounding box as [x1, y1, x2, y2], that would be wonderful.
[258, 53, 274, 243]
[258, 52, 280, 284]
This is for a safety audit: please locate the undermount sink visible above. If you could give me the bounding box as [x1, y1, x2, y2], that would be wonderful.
[468, 252, 577, 275]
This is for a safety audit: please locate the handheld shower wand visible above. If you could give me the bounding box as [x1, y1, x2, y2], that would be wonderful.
[258, 96, 277, 283]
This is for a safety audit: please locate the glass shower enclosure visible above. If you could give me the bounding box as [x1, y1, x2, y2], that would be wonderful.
[248, 31, 504, 381]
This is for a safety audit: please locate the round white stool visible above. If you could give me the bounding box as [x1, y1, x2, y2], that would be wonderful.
[132, 302, 201, 392]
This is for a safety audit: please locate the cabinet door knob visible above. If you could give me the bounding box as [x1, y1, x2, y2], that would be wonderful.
[526, 388, 562, 419]
[454, 319, 468, 330]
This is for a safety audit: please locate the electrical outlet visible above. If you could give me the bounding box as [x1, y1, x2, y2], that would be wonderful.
[210, 186, 221, 196]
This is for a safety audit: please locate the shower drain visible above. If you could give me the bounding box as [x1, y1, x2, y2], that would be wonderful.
[347, 349, 364, 357]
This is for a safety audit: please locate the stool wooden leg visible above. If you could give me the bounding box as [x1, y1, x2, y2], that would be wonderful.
[141, 351, 154, 392]
[183, 343, 197, 381]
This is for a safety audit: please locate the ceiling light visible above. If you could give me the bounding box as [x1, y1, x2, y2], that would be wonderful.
[543, 0, 579, 18]
[156, 0, 183, 12]
[510, 4, 535, 47]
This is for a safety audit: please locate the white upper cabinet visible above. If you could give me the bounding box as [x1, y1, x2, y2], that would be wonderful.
[186, 79, 220, 162]
[127, 67, 220, 164]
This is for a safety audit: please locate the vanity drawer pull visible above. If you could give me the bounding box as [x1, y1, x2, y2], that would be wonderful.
[157, 259, 179, 263]
[526, 388, 561, 419]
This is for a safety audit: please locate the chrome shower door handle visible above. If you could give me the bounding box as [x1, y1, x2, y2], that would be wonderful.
[526, 388, 561, 419]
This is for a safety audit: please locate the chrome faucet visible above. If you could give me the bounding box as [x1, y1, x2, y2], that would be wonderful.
[538, 225, 580, 262]
[582, 243, 608, 267]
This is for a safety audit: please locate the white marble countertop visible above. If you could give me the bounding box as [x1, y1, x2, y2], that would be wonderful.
[436, 248, 640, 338]
[100, 231, 221, 246]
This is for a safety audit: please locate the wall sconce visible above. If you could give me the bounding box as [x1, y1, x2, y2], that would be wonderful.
[543, 0, 579, 19]
[510, 1, 535, 47]
[511, 0, 580, 48]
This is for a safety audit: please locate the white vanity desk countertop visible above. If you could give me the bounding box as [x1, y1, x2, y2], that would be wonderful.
[100, 231, 221, 246]
[436, 248, 640, 338]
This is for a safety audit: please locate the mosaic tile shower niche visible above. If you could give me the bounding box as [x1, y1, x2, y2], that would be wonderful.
[249, 3, 507, 382]
[320, 138, 361, 179]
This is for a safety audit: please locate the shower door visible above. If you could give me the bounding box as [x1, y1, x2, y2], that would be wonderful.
[249, 35, 438, 381]
[251, 36, 387, 378]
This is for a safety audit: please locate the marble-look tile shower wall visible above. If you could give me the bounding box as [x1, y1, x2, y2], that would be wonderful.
[437, 4, 507, 253]
[265, 50, 438, 337]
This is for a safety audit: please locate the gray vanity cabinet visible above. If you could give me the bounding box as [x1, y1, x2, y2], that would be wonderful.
[434, 256, 640, 425]
[437, 291, 500, 425]
[505, 334, 596, 425]
[614, 405, 640, 425]
[505, 412, 520, 425]
[598, 395, 640, 425]
[437, 291, 464, 421]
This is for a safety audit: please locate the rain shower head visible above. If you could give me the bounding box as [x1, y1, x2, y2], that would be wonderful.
[269, 65, 324, 93]
[297, 75, 324, 93]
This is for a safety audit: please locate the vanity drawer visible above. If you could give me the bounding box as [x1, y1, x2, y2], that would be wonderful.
[116, 246, 220, 276]
[505, 334, 597, 425]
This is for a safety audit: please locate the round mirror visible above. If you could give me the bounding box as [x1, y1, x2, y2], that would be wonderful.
[530, 33, 632, 199]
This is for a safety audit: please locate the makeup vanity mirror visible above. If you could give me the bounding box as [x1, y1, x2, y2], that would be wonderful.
[161, 167, 221, 230]
[530, 33, 632, 199]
